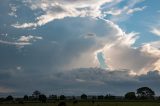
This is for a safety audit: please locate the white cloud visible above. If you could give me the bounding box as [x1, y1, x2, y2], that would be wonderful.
[8, 3, 18, 18]
[16, 66, 22, 70]
[12, 0, 113, 29]
[12, 23, 37, 29]
[48, 17, 160, 75]
[79, 18, 160, 75]
[0, 35, 42, 48]
[105, 6, 146, 16]
[18, 35, 34, 42]
[141, 42, 160, 71]
[98, 32, 160, 75]
[12, 4, 80, 28]
[150, 27, 160, 36]
[52, 17, 160, 75]
[127, 6, 146, 14]
[11, 0, 147, 28]
[103, 0, 146, 22]
[61, 18, 126, 70]
[0, 40, 31, 46]
[18, 35, 42, 42]
[147, 41, 160, 49]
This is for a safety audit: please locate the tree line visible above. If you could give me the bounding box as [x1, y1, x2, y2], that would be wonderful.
[0, 86, 159, 104]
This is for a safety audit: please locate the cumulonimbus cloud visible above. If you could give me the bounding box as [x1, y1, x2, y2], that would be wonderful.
[97, 32, 160, 75]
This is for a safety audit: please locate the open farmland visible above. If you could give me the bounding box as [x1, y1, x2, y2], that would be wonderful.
[0, 101, 160, 106]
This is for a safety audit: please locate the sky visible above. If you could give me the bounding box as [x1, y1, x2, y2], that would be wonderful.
[0, 0, 160, 97]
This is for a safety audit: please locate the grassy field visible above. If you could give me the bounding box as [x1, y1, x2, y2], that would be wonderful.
[0, 101, 160, 106]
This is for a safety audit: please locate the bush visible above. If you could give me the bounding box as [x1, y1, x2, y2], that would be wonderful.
[60, 95, 66, 100]
[125, 92, 136, 100]
[6, 95, 13, 101]
[81, 94, 87, 100]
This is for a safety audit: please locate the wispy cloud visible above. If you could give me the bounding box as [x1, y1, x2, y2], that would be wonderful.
[18, 35, 42, 42]
[127, 6, 147, 14]
[0, 86, 15, 93]
[104, 6, 146, 16]
[150, 27, 160, 36]
[0, 40, 31, 46]
[0, 35, 42, 48]
[103, 0, 146, 22]
[8, 3, 18, 18]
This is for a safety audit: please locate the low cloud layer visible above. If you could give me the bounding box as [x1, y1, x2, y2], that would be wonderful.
[1, 68, 160, 96]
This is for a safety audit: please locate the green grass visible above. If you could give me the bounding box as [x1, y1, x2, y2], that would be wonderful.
[0, 101, 160, 106]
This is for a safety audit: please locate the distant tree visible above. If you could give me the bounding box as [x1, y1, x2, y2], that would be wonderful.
[105, 94, 115, 100]
[72, 96, 76, 100]
[49, 95, 57, 100]
[6, 95, 13, 101]
[92, 96, 96, 100]
[23, 95, 29, 101]
[0, 98, 5, 102]
[104, 95, 109, 99]
[17, 98, 24, 104]
[39, 94, 47, 103]
[81, 94, 87, 100]
[32, 90, 41, 99]
[125, 92, 136, 100]
[98, 95, 104, 100]
[60, 95, 66, 100]
[137, 87, 155, 99]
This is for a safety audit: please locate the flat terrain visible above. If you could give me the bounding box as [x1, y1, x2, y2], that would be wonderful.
[0, 101, 160, 106]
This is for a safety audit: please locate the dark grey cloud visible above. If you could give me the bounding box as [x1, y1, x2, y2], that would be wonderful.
[1, 68, 160, 96]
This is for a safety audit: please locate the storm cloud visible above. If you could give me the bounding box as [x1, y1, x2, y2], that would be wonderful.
[0, 0, 160, 96]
